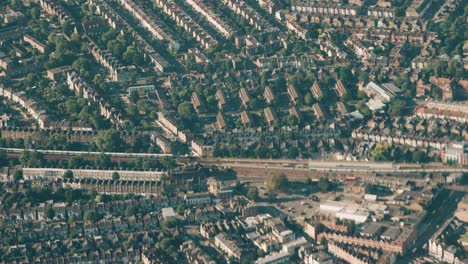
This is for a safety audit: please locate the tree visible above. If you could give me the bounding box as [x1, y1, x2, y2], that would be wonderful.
[162, 157, 176, 170]
[304, 93, 314, 106]
[94, 154, 112, 169]
[30, 7, 41, 19]
[84, 210, 100, 222]
[233, 180, 245, 195]
[460, 173, 468, 185]
[177, 102, 196, 124]
[62, 20, 73, 36]
[287, 147, 299, 159]
[129, 90, 139, 103]
[13, 170, 23, 182]
[337, 65, 357, 90]
[286, 115, 298, 127]
[45, 206, 55, 219]
[176, 204, 187, 215]
[95, 195, 103, 203]
[124, 205, 138, 216]
[358, 72, 369, 84]
[72, 58, 91, 76]
[96, 129, 125, 152]
[255, 145, 268, 158]
[0, 149, 7, 166]
[412, 151, 426, 163]
[160, 237, 175, 250]
[246, 187, 259, 201]
[107, 39, 126, 58]
[25, 130, 48, 149]
[248, 98, 263, 110]
[320, 237, 328, 250]
[388, 99, 409, 117]
[373, 144, 391, 161]
[63, 170, 74, 180]
[265, 173, 288, 193]
[10, 0, 22, 8]
[68, 156, 84, 168]
[123, 46, 143, 65]
[112, 171, 120, 180]
[318, 177, 331, 192]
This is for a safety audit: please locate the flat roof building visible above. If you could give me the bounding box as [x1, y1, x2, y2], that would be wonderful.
[215, 233, 242, 260]
[320, 200, 369, 223]
[162, 207, 176, 222]
[364, 81, 393, 102]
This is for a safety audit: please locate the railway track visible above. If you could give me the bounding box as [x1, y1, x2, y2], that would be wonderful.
[3, 148, 467, 176]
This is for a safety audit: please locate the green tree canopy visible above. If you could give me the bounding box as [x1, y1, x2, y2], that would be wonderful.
[388, 99, 409, 117]
[265, 173, 289, 193]
[63, 170, 74, 179]
[246, 187, 259, 201]
[177, 102, 196, 124]
[94, 154, 112, 169]
[318, 177, 331, 192]
[96, 129, 125, 152]
[373, 143, 391, 161]
[13, 170, 23, 182]
[84, 210, 101, 222]
[45, 206, 55, 219]
[124, 205, 138, 216]
[0, 150, 7, 167]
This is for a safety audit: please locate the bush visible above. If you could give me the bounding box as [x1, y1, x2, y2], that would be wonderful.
[318, 177, 331, 192]
[63, 170, 73, 179]
[265, 173, 289, 193]
[13, 170, 23, 182]
[246, 187, 259, 201]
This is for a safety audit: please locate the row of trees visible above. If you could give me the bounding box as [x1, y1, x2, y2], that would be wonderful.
[372, 143, 439, 163]
[14, 149, 175, 170]
[0, 128, 158, 153]
[211, 137, 332, 159]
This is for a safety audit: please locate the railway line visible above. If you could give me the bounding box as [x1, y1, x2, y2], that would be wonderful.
[199, 157, 467, 173]
[2, 147, 173, 161]
[2, 148, 467, 176]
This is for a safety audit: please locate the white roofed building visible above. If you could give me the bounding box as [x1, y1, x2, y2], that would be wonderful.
[320, 200, 369, 223]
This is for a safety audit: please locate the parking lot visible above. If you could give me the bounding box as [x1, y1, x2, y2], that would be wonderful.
[246, 181, 339, 221]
